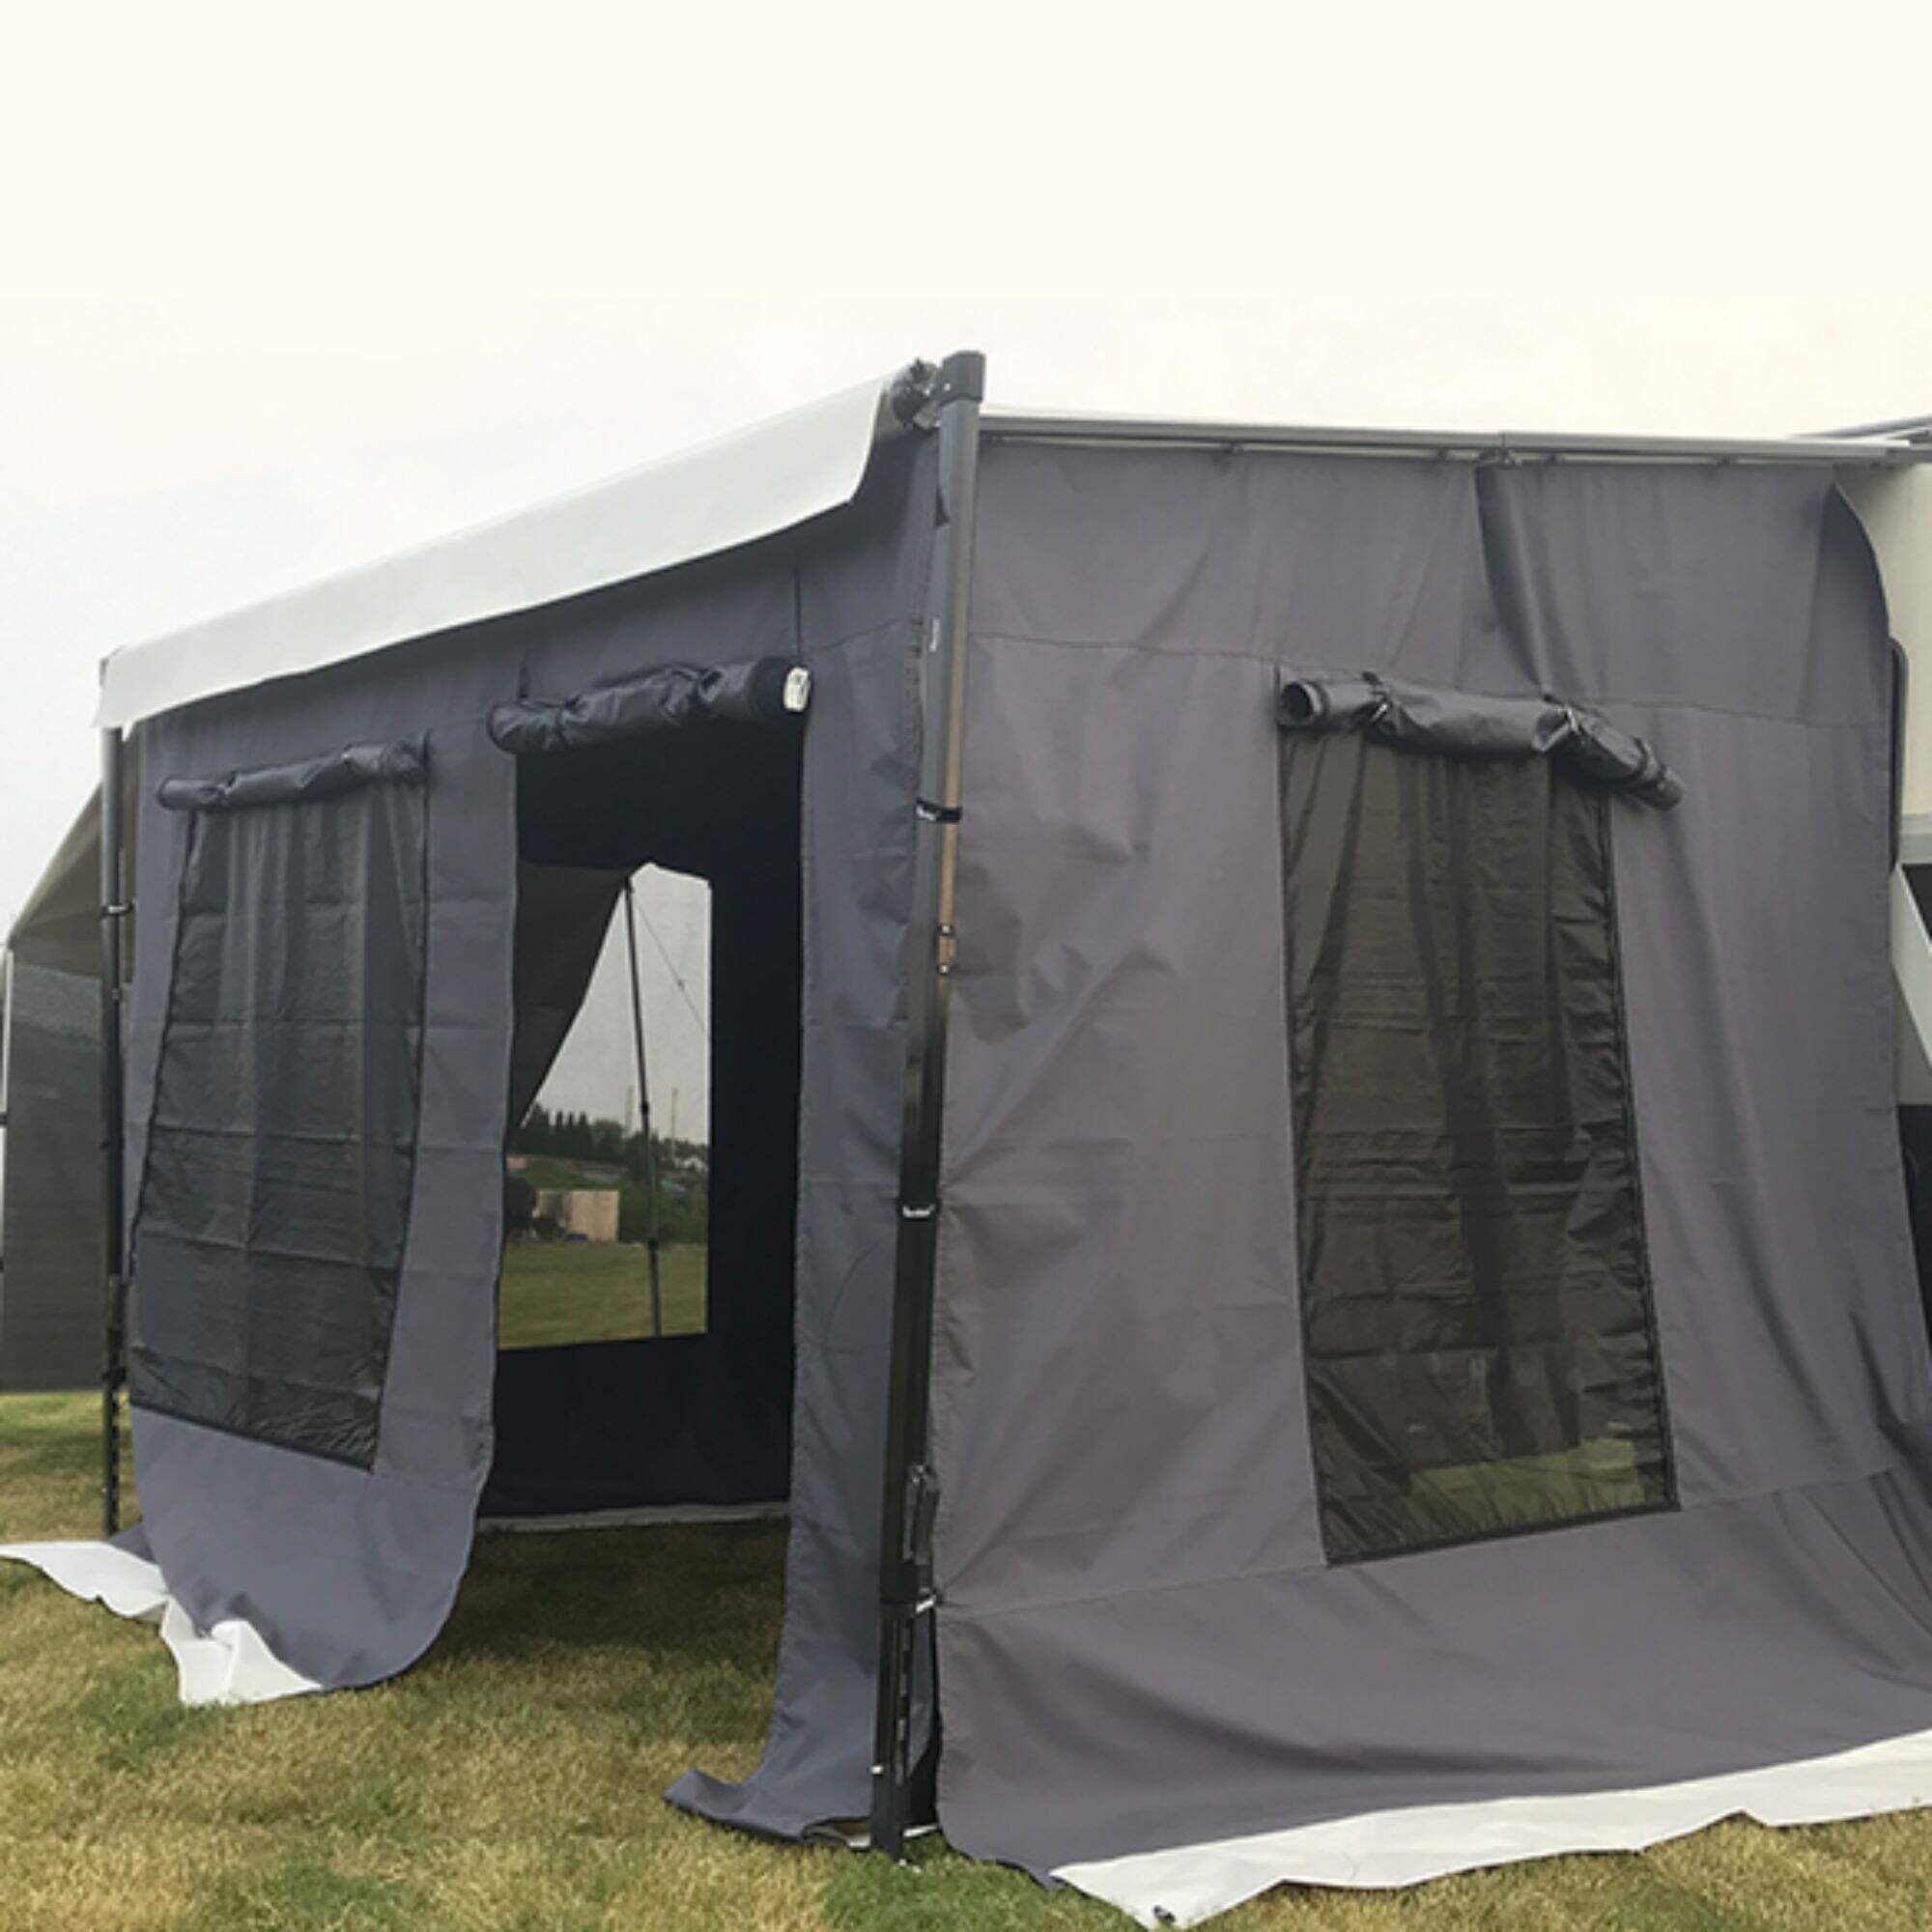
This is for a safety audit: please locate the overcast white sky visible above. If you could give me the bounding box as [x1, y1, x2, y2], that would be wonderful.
[5, 3, 1931, 1050]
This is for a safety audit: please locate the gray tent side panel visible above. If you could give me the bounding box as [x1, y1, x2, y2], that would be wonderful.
[120, 434, 938, 1823]
[8, 793, 103, 976]
[670, 430, 943, 1834]
[126, 618, 520, 1688]
[1479, 468, 1930, 1500]
[0, 752, 141, 1394]
[928, 440, 1932, 1874]
[9, 745, 141, 979]
[0, 960, 104, 1391]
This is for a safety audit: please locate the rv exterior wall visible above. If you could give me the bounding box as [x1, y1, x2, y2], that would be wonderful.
[1840, 465, 1932, 1103]
[1841, 466, 1932, 817]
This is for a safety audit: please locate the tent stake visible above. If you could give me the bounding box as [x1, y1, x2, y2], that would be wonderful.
[99, 726, 128, 1537]
[870, 350, 987, 1859]
[621, 878, 665, 1339]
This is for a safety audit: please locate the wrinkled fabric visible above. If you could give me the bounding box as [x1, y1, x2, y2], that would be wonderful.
[104, 430, 937, 1837]
[668, 446, 942, 1837]
[503, 862, 625, 1125]
[1056, 1705, 1932, 1924]
[488, 656, 807, 755]
[1277, 670, 1681, 808]
[930, 442, 1931, 1885]
[0, 1536, 321, 1704]
[7, 750, 140, 976]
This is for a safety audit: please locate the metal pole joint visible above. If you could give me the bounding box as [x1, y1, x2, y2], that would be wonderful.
[888, 352, 989, 433]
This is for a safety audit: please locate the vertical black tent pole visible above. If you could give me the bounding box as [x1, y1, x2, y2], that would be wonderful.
[869, 349, 987, 1858]
[621, 877, 666, 1338]
[99, 725, 128, 1536]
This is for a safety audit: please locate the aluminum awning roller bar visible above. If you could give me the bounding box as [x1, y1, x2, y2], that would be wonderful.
[985, 412, 1932, 468]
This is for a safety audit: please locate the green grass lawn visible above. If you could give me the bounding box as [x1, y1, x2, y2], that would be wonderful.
[513, 1158, 625, 1190]
[8, 1390, 1932, 1931]
[498, 1241, 707, 1350]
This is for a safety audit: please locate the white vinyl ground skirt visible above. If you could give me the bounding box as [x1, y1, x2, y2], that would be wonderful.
[10, 1539, 1932, 1925]
[0, 1540, 319, 1704]
[1052, 1730, 1932, 1926]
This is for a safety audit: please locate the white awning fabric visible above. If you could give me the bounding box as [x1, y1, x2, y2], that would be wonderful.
[0, 1541, 319, 1704]
[1054, 1729, 1932, 1926]
[96, 375, 895, 729]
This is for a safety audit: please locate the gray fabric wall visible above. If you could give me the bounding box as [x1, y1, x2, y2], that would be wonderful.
[120, 432, 939, 1841]
[929, 441, 1932, 1874]
[127, 622, 518, 1689]
[1, 757, 137, 1394]
[8, 753, 139, 981]
[670, 435, 943, 1833]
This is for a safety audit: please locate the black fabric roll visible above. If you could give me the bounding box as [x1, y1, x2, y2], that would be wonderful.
[1559, 712, 1685, 809]
[489, 657, 810, 756]
[1278, 670, 1681, 810]
[156, 737, 428, 813]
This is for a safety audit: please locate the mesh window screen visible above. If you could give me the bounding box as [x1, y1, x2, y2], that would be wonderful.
[1282, 731, 1674, 1561]
[129, 770, 428, 1467]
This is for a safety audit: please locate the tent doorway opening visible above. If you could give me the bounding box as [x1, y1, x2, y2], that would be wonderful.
[483, 712, 804, 1521]
[501, 867, 713, 1352]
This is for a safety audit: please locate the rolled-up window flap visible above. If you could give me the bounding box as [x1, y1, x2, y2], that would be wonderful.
[1276, 670, 1682, 810]
[1560, 711, 1685, 809]
[156, 737, 428, 813]
[489, 657, 810, 758]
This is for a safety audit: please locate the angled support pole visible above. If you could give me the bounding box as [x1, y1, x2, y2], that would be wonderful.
[869, 349, 987, 1859]
[99, 725, 129, 1536]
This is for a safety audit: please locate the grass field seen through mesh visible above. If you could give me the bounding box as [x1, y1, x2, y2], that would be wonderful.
[497, 1240, 707, 1350]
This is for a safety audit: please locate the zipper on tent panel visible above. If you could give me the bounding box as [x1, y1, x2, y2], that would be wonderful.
[870, 350, 986, 1860]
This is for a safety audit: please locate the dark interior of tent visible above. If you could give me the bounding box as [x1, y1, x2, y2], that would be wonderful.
[483, 714, 805, 1519]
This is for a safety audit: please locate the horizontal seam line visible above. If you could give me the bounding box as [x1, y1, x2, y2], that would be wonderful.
[966, 632, 1887, 729]
[936, 1455, 1918, 1625]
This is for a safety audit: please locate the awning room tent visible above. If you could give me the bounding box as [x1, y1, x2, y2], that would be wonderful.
[9, 355, 1932, 1925]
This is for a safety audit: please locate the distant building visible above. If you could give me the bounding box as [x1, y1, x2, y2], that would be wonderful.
[533, 1188, 619, 1243]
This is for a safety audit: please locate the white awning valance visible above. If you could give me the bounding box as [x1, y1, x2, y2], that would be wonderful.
[96, 375, 895, 728]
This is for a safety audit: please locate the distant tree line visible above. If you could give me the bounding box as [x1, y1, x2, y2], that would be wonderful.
[510, 1105, 709, 1246]
[513, 1103, 706, 1174]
